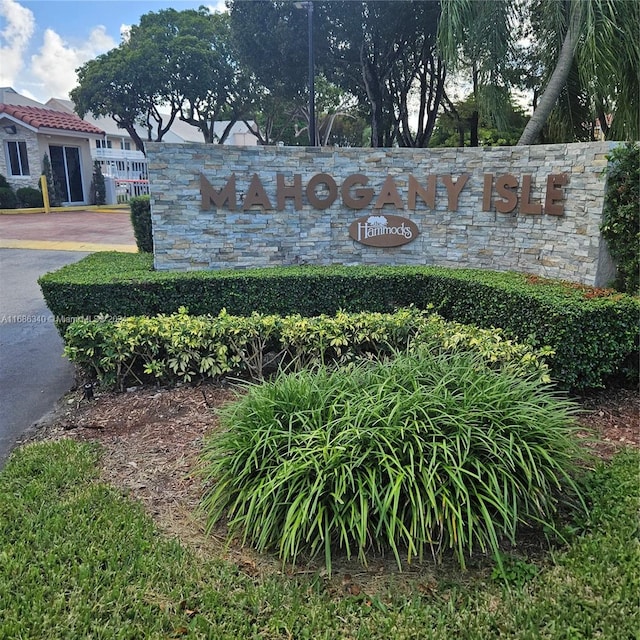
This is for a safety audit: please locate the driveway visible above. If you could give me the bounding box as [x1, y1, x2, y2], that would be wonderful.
[0, 249, 89, 465]
[0, 210, 136, 466]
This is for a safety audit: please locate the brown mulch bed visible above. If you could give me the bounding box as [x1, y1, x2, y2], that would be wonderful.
[29, 385, 243, 560]
[23, 382, 639, 592]
[574, 387, 639, 457]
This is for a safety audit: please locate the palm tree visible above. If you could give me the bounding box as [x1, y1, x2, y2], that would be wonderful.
[437, 0, 516, 146]
[519, 0, 639, 144]
[437, 0, 639, 145]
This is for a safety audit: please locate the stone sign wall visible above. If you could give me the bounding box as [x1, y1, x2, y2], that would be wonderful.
[146, 141, 617, 286]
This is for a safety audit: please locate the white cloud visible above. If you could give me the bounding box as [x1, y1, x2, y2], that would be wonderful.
[0, 0, 35, 86]
[204, 2, 228, 14]
[30, 25, 117, 99]
[120, 24, 131, 42]
[119, 1, 226, 41]
[3, 0, 226, 104]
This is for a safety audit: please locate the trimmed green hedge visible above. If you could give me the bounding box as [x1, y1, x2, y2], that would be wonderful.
[39, 252, 639, 389]
[0, 186, 17, 209]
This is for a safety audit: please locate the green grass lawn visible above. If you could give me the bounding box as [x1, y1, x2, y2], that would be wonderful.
[1, 439, 638, 639]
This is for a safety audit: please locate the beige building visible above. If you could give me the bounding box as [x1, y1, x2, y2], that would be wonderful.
[45, 97, 257, 182]
[1, 87, 259, 206]
[44, 97, 258, 202]
[0, 88, 104, 205]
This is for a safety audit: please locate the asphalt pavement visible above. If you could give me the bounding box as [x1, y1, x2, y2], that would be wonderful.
[0, 209, 137, 466]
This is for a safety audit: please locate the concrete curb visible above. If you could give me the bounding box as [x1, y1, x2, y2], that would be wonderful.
[0, 205, 130, 216]
[0, 239, 137, 252]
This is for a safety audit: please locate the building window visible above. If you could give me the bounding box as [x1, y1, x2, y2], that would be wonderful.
[6, 140, 30, 176]
[96, 139, 112, 149]
[123, 141, 131, 151]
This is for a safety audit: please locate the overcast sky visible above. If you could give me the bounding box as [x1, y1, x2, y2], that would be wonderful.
[0, 0, 226, 104]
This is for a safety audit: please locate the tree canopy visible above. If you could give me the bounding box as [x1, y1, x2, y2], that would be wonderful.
[71, 0, 639, 148]
[72, 8, 243, 150]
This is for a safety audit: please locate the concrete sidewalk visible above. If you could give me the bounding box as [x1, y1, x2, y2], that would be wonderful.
[0, 209, 138, 252]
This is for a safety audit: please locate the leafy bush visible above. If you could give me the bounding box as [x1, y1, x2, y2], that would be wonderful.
[16, 186, 44, 208]
[40, 254, 640, 389]
[63, 307, 551, 390]
[0, 176, 17, 208]
[200, 350, 586, 574]
[90, 161, 106, 206]
[130, 195, 152, 252]
[0, 186, 17, 209]
[601, 142, 639, 294]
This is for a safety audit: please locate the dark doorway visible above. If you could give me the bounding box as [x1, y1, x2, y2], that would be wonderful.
[49, 145, 84, 203]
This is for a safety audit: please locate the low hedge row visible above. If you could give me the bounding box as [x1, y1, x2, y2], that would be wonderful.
[64, 307, 552, 390]
[39, 252, 639, 389]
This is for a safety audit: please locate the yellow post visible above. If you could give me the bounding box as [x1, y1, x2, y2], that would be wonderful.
[40, 175, 51, 213]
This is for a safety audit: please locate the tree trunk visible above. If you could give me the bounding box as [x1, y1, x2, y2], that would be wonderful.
[469, 64, 479, 147]
[597, 103, 610, 139]
[119, 122, 146, 154]
[470, 110, 479, 147]
[421, 58, 445, 147]
[517, 2, 583, 145]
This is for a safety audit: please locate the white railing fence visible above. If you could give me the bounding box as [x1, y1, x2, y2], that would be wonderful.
[94, 149, 148, 179]
[115, 178, 150, 203]
[94, 149, 150, 204]
[104, 176, 150, 204]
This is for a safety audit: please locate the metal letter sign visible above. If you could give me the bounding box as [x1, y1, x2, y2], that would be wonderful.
[348, 214, 419, 247]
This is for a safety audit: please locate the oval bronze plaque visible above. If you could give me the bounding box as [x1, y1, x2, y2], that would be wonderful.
[348, 214, 419, 247]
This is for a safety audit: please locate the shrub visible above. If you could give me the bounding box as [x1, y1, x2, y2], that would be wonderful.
[90, 161, 106, 206]
[16, 187, 44, 208]
[39, 254, 640, 389]
[63, 307, 552, 389]
[200, 350, 586, 574]
[601, 142, 639, 294]
[0, 186, 17, 209]
[130, 195, 152, 252]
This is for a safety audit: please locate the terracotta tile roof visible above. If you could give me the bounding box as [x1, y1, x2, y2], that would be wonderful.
[0, 103, 105, 135]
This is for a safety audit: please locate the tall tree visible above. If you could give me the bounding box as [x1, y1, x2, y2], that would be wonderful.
[229, 0, 328, 145]
[437, 0, 517, 146]
[438, 0, 639, 145]
[72, 7, 249, 150]
[71, 43, 172, 152]
[327, 1, 444, 147]
[230, 1, 445, 148]
[519, 0, 639, 144]
[129, 8, 241, 143]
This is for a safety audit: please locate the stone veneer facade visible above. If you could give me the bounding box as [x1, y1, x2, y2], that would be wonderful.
[0, 127, 41, 191]
[146, 141, 617, 286]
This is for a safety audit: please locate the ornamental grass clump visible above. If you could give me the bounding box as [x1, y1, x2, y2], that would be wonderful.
[200, 351, 586, 574]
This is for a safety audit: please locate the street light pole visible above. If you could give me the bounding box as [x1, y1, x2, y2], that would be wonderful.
[307, 0, 316, 146]
[295, 1, 316, 146]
